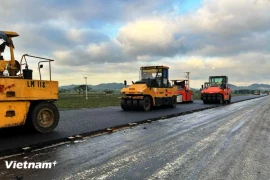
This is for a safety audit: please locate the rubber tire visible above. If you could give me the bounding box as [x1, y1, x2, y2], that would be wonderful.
[219, 95, 224, 104]
[227, 95, 231, 104]
[139, 96, 152, 111]
[126, 99, 133, 110]
[121, 99, 128, 110]
[170, 96, 177, 108]
[132, 99, 139, 110]
[28, 102, 59, 133]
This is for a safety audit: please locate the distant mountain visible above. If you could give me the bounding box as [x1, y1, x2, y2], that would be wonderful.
[248, 84, 270, 90]
[60, 83, 125, 91]
[94, 83, 125, 90]
[228, 84, 238, 90]
[229, 83, 270, 91]
[59, 84, 84, 90]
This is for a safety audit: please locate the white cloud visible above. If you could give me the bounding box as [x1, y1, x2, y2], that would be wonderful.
[1, 0, 270, 87]
[53, 51, 71, 60]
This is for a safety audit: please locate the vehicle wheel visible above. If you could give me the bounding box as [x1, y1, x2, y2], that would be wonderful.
[121, 99, 128, 110]
[227, 95, 231, 104]
[170, 96, 177, 108]
[139, 96, 152, 111]
[219, 95, 224, 104]
[126, 99, 133, 110]
[132, 99, 139, 110]
[28, 102, 59, 133]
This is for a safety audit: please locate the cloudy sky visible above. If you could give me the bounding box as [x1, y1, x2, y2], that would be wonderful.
[1, 0, 270, 88]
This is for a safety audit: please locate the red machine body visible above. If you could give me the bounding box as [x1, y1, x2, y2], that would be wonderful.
[201, 76, 232, 104]
[171, 78, 193, 103]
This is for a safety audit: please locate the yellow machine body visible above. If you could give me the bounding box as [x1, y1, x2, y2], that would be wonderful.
[0, 30, 59, 132]
[120, 66, 178, 111]
[0, 78, 58, 100]
[0, 101, 30, 128]
[121, 83, 178, 106]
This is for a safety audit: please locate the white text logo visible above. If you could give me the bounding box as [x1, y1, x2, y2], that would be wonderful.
[5, 161, 57, 169]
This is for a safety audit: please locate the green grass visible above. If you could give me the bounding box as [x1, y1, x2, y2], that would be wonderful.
[55, 93, 250, 110]
[55, 93, 121, 110]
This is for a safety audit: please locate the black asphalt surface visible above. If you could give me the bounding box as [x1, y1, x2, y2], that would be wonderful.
[0, 95, 269, 180]
[0, 95, 265, 155]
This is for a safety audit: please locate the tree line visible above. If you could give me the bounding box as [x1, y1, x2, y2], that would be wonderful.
[59, 85, 114, 94]
[234, 89, 269, 94]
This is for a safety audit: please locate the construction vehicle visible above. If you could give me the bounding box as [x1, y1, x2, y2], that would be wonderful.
[0, 30, 59, 133]
[171, 72, 194, 103]
[120, 66, 178, 111]
[200, 76, 232, 104]
[203, 82, 210, 89]
[253, 90, 261, 95]
[200, 82, 209, 100]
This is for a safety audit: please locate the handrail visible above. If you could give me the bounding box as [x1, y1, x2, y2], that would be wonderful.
[38, 60, 53, 81]
[20, 54, 54, 81]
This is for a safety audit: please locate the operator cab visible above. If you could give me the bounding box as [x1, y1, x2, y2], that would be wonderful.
[209, 76, 228, 89]
[171, 79, 188, 90]
[0, 31, 21, 77]
[0, 31, 17, 60]
[136, 66, 170, 88]
[0, 30, 54, 80]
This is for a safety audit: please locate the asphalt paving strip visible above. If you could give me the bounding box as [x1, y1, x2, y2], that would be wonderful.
[0, 95, 266, 157]
[0, 96, 269, 180]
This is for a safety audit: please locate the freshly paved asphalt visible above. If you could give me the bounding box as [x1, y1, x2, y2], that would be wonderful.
[1, 95, 269, 180]
[0, 95, 266, 155]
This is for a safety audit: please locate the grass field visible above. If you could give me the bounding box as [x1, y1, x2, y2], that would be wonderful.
[55, 92, 250, 110]
[55, 93, 121, 110]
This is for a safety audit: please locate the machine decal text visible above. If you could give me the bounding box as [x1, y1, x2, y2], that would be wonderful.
[27, 81, 46, 88]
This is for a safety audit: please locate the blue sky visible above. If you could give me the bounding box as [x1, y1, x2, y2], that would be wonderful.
[175, 0, 202, 14]
[1, 0, 270, 87]
[104, 0, 202, 38]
